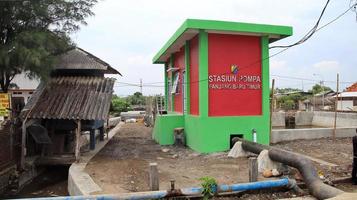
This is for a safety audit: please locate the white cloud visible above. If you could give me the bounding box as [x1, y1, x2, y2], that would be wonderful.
[270, 60, 287, 70]
[127, 54, 153, 66]
[313, 60, 340, 71]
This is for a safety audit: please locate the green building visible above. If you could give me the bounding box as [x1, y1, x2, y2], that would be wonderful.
[152, 19, 292, 153]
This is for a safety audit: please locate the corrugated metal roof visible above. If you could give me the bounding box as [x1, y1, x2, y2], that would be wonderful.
[54, 47, 122, 75]
[27, 76, 115, 120]
[334, 92, 357, 98]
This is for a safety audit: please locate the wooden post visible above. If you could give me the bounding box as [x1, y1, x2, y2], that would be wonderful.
[20, 118, 27, 170]
[149, 162, 159, 191]
[75, 120, 81, 162]
[269, 79, 275, 145]
[248, 157, 258, 182]
[333, 74, 339, 141]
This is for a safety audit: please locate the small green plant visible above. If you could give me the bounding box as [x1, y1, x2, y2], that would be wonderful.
[199, 176, 217, 200]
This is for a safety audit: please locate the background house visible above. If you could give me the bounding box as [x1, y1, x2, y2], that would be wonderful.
[334, 82, 357, 111]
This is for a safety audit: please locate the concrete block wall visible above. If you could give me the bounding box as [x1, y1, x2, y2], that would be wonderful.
[271, 127, 356, 143]
[272, 111, 357, 128]
[272, 112, 285, 127]
[312, 111, 357, 127]
[295, 111, 314, 126]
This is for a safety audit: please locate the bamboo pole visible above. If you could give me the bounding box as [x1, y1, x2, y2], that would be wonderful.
[333, 74, 339, 141]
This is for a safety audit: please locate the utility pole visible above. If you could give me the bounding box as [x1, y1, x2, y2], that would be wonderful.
[321, 80, 325, 109]
[270, 79, 275, 145]
[333, 73, 339, 141]
[140, 78, 143, 94]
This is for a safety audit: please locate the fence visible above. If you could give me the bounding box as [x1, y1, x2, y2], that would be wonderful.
[0, 120, 21, 171]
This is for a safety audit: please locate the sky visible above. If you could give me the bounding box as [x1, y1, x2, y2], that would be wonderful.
[71, 0, 357, 96]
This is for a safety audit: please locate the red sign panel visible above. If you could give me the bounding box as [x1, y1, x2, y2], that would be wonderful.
[208, 34, 262, 116]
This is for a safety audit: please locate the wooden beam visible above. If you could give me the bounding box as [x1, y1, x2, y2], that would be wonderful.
[75, 120, 81, 162]
[36, 155, 76, 165]
[20, 118, 27, 170]
[149, 162, 159, 191]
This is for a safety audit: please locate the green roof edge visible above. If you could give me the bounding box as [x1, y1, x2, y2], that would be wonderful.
[152, 19, 293, 64]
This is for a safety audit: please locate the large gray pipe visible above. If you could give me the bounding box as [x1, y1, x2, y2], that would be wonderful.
[235, 138, 344, 200]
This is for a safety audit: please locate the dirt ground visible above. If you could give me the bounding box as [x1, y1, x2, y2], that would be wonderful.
[85, 123, 250, 194]
[273, 138, 353, 179]
[85, 123, 356, 198]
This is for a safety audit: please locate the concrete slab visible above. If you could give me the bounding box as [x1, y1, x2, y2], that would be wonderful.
[68, 122, 122, 195]
[228, 141, 249, 158]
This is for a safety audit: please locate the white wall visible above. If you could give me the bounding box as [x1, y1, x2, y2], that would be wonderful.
[11, 90, 34, 104]
[337, 100, 353, 111]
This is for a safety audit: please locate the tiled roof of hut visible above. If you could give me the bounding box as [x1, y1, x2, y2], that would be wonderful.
[54, 47, 121, 75]
[23, 76, 115, 120]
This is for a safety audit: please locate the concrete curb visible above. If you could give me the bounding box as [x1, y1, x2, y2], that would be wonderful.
[68, 122, 123, 195]
[271, 127, 357, 143]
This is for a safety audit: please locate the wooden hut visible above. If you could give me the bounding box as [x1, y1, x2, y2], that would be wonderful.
[20, 47, 121, 167]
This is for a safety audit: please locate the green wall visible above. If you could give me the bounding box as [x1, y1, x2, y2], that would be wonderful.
[153, 114, 184, 145]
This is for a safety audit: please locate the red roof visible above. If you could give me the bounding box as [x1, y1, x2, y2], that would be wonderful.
[346, 82, 357, 92]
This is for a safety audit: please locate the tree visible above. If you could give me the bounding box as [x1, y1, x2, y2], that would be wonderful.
[274, 87, 302, 94]
[0, 0, 98, 92]
[127, 92, 146, 105]
[110, 96, 131, 116]
[275, 88, 308, 110]
[308, 84, 332, 95]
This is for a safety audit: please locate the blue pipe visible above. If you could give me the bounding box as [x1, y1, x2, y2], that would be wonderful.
[14, 178, 293, 200]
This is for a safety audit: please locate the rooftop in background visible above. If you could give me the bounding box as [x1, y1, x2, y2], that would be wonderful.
[335, 91, 357, 98]
[24, 76, 115, 120]
[54, 47, 122, 75]
[346, 82, 357, 92]
[153, 19, 293, 63]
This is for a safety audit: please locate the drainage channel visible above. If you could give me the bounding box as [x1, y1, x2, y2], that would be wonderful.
[2, 166, 69, 199]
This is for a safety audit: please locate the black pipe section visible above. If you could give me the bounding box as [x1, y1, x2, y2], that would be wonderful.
[234, 138, 344, 200]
